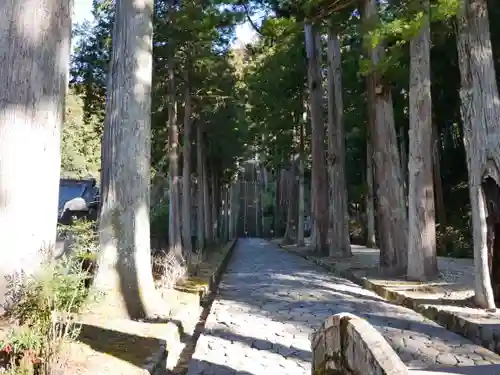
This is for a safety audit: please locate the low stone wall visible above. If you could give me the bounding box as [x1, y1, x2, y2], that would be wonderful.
[154, 238, 239, 373]
[349, 275, 500, 356]
[311, 312, 409, 375]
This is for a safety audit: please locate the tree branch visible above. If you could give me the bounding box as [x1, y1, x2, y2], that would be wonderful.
[242, 2, 265, 37]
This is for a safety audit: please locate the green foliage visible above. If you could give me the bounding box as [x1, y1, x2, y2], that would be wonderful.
[0, 221, 100, 374]
[243, 17, 306, 168]
[71, 0, 249, 187]
[61, 91, 101, 179]
[0, 255, 94, 374]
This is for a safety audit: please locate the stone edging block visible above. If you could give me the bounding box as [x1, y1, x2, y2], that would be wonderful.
[142, 238, 238, 374]
[312, 312, 409, 375]
[202, 238, 238, 305]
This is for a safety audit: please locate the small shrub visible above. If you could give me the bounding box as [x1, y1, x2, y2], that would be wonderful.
[0, 232, 98, 374]
[58, 221, 99, 287]
[437, 224, 472, 258]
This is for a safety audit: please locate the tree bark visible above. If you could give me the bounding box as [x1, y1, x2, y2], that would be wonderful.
[361, 0, 408, 276]
[210, 170, 218, 241]
[365, 44, 377, 248]
[275, 168, 282, 237]
[0, 0, 71, 307]
[399, 126, 408, 206]
[456, 0, 500, 308]
[407, 1, 438, 281]
[167, 63, 182, 258]
[196, 124, 205, 252]
[304, 23, 329, 254]
[297, 120, 306, 247]
[282, 162, 298, 245]
[228, 183, 234, 240]
[202, 140, 212, 244]
[432, 121, 447, 228]
[223, 185, 229, 242]
[327, 27, 351, 257]
[96, 0, 164, 319]
[366, 138, 377, 247]
[181, 69, 193, 254]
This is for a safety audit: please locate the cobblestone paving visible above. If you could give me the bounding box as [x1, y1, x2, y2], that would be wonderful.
[186, 238, 500, 375]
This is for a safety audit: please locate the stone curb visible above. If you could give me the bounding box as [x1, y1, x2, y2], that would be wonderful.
[174, 238, 238, 306]
[276, 243, 500, 357]
[202, 238, 239, 305]
[143, 238, 238, 374]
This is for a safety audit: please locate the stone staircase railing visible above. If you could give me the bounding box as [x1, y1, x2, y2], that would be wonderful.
[311, 312, 409, 375]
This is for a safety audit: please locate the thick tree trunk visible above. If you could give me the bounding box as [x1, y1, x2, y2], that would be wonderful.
[167, 64, 183, 258]
[0, 0, 71, 307]
[196, 124, 205, 252]
[96, 0, 164, 319]
[327, 27, 351, 257]
[361, 0, 408, 276]
[181, 70, 193, 254]
[407, 2, 438, 281]
[304, 23, 329, 254]
[297, 121, 306, 247]
[456, 0, 500, 308]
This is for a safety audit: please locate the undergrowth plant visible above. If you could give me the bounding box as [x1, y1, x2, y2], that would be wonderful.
[0, 221, 99, 375]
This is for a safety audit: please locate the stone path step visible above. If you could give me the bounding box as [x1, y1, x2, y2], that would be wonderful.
[186, 238, 500, 375]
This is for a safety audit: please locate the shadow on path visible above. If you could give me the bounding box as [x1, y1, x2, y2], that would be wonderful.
[186, 238, 500, 374]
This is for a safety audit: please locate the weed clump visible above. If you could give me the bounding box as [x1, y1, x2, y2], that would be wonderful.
[0, 221, 98, 375]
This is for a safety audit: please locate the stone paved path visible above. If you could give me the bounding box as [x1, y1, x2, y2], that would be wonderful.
[186, 239, 500, 375]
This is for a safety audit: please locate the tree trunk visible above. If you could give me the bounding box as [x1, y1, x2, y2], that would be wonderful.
[407, 1, 438, 281]
[297, 121, 306, 247]
[223, 185, 229, 242]
[228, 183, 234, 240]
[365, 43, 377, 249]
[366, 138, 377, 247]
[327, 27, 351, 257]
[282, 163, 298, 244]
[196, 124, 205, 252]
[310, 169, 318, 246]
[96, 0, 164, 319]
[255, 166, 260, 237]
[202, 142, 212, 244]
[456, 0, 500, 308]
[361, 0, 408, 276]
[167, 64, 182, 258]
[432, 121, 447, 228]
[399, 126, 408, 207]
[210, 171, 218, 242]
[304, 23, 329, 254]
[0, 0, 71, 307]
[275, 169, 281, 237]
[181, 69, 193, 255]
